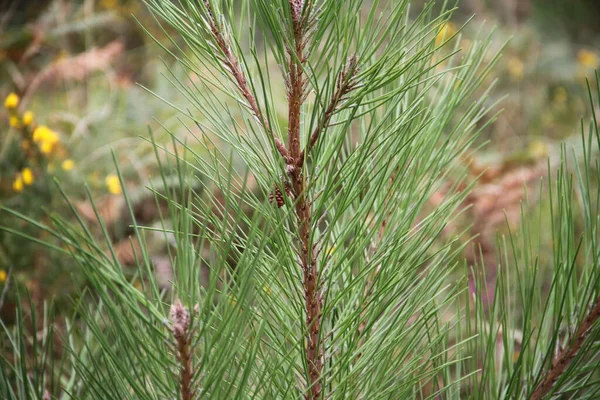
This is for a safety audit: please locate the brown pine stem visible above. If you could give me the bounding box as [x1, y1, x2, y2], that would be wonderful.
[295, 178, 323, 400]
[170, 300, 195, 400]
[204, 2, 290, 162]
[285, 2, 324, 398]
[530, 294, 600, 400]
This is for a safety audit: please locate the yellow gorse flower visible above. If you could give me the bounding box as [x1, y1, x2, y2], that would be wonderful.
[22, 111, 34, 126]
[100, 0, 118, 9]
[33, 125, 60, 154]
[105, 174, 122, 194]
[554, 87, 568, 105]
[62, 159, 75, 171]
[262, 285, 273, 296]
[436, 22, 456, 46]
[578, 49, 599, 69]
[227, 295, 238, 305]
[0, 269, 7, 283]
[12, 175, 23, 192]
[528, 140, 549, 159]
[9, 116, 21, 128]
[21, 168, 34, 185]
[4, 92, 19, 109]
[507, 57, 524, 80]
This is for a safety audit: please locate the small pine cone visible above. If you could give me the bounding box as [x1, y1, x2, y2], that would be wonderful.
[270, 185, 285, 208]
[284, 181, 293, 198]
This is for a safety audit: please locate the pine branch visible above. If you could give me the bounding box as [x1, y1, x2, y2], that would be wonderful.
[530, 294, 600, 400]
[170, 300, 195, 400]
[299, 55, 359, 165]
[283, 1, 324, 398]
[203, 1, 290, 162]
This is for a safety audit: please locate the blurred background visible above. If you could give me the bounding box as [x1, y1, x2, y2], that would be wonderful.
[0, 0, 599, 326]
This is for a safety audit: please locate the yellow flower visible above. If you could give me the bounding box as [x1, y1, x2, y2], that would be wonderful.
[578, 49, 599, 69]
[12, 176, 23, 192]
[436, 22, 457, 46]
[105, 174, 122, 194]
[553, 87, 568, 105]
[4, 92, 19, 109]
[528, 140, 549, 159]
[262, 285, 272, 296]
[21, 167, 34, 185]
[33, 125, 59, 143]
[9, 116, 21, 128]
[507, 57, 524, 80]
[22, 111, 34, 126]
[61, 159, 75, 171]
[100, 0, 118, 9]
[33, 125, 60, 154]
[0, 269, 6, 283]
[40, 142, 53, 154]
[552, 87, 568, 111]
[133, 279, 143, 291]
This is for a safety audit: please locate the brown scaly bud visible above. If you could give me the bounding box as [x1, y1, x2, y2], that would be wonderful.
[289, 0, 305, 25]
[269, 184, 286, 208]
[286, 163, 296, 176]
[170, 299, 191, 340]
[339, 55, 359, 91]
[346, 54, 359, 74]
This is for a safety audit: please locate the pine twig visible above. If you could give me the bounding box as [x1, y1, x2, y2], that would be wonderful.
[299, 55, 359, 165]
[530, 294, 600, 400]
[170, 300, 195, 400]
[203, 1, 290, 162]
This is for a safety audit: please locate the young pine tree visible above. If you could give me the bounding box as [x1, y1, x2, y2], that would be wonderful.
[2, 1, 600, 399]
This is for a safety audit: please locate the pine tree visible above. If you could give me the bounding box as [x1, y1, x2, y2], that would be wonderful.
[2, 1, 600, 399]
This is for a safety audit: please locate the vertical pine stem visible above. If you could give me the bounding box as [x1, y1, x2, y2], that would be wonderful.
[170, 300, 195, 400]
[286, 2, 323, 398]
[201, 2, 360, 397]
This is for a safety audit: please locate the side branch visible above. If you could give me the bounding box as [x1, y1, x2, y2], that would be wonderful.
[204, 2, 290, 161]
[299, 55, 359, 165]
[530, 294, 600, 400]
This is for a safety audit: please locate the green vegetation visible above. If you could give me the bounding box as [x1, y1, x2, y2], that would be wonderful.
[0, 1, 599, 398]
